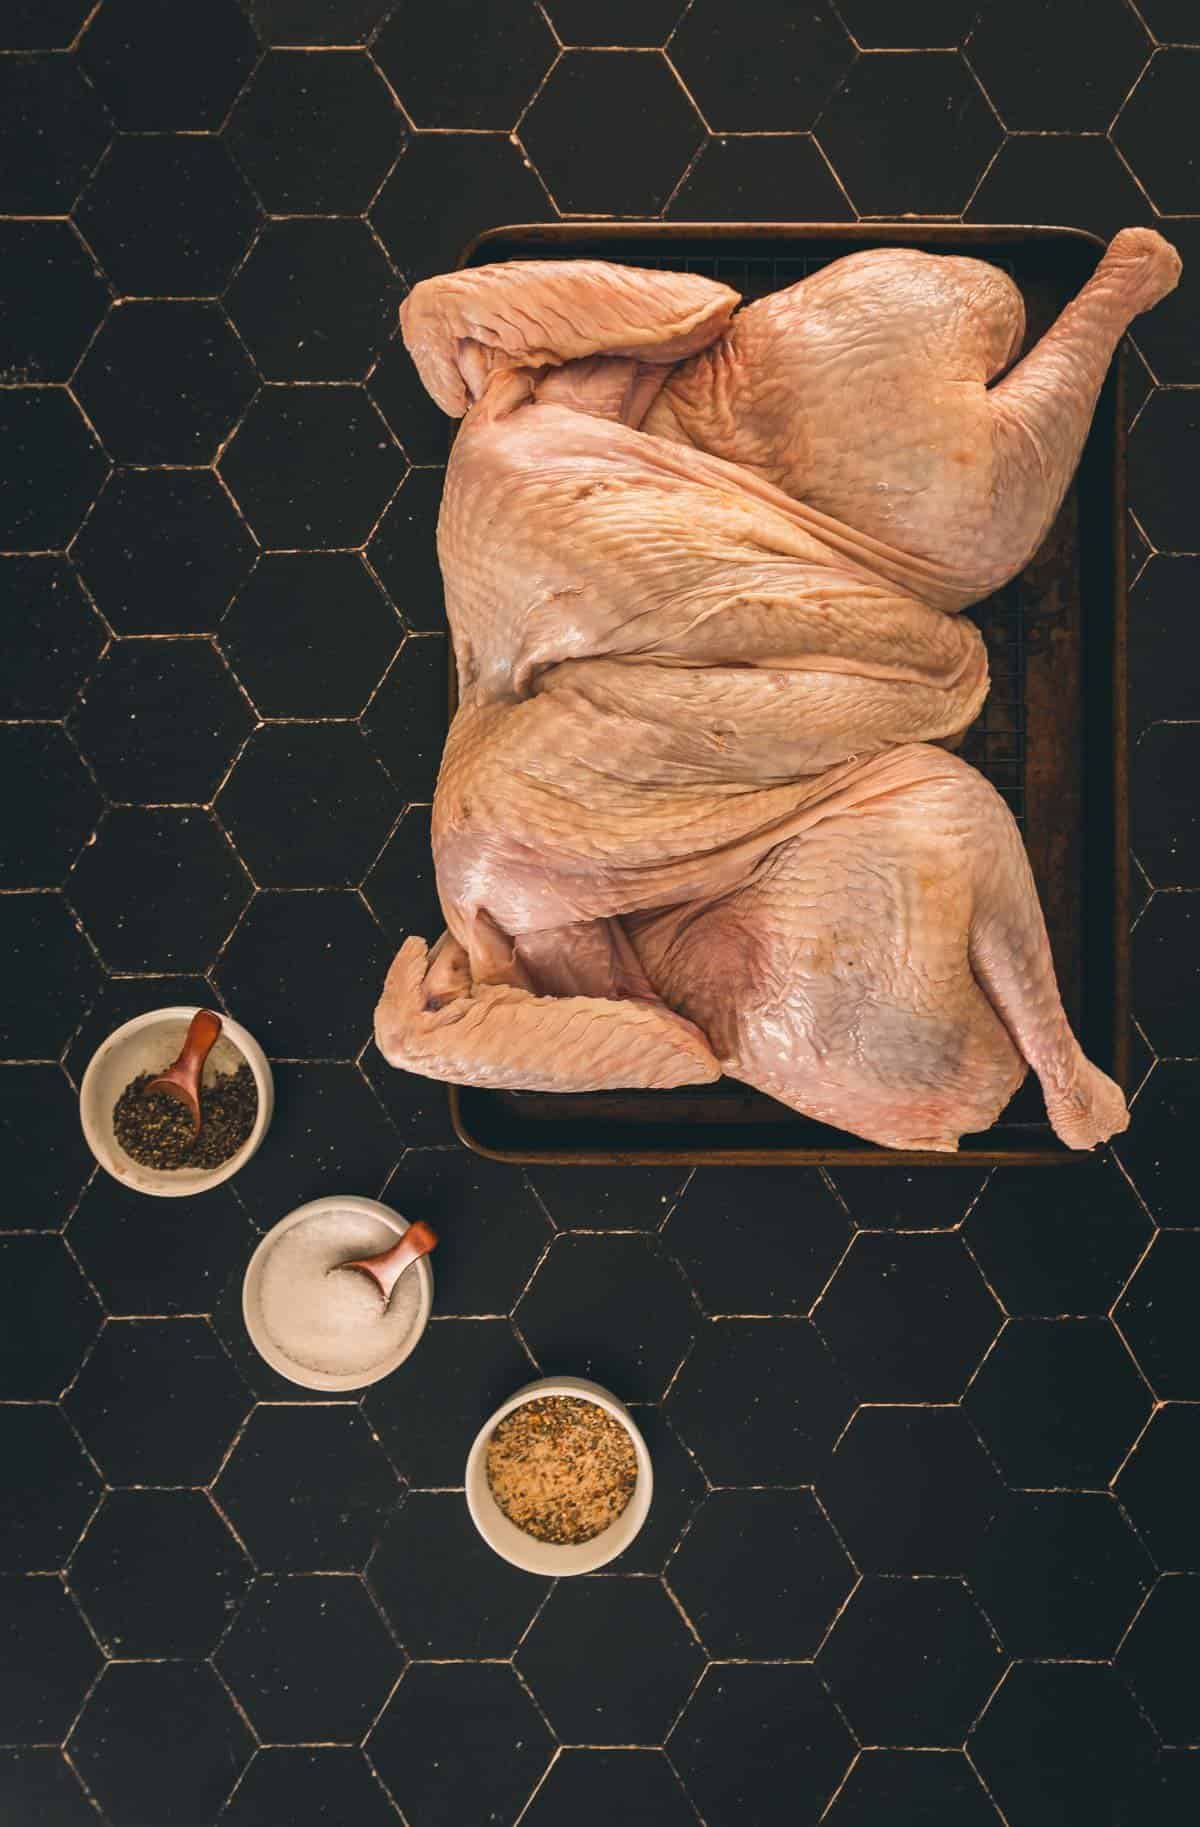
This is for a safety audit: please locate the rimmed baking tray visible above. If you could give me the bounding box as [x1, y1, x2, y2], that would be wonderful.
[445, 223, 1128, 1166]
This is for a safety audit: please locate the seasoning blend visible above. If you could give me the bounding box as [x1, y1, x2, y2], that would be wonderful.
[486, 1395, 638, 1546]
[466, 1378, 653, 1575]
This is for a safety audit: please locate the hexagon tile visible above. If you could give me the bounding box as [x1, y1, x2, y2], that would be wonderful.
[6, 12, 1200, 1825]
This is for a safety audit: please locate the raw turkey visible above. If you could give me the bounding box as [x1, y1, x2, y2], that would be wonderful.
[374, 230, 1180, 1152]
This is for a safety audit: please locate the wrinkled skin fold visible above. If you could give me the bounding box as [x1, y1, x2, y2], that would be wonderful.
[375, 232, 1180, 1152]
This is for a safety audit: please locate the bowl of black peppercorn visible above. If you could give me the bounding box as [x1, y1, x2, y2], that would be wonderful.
[79, 1006, 273, 1197]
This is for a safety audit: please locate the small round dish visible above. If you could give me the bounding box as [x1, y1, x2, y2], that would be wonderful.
[242, 1195, 434, 1393]
[79, 1006, 273, 1198]
[465, 1376, 653, 1576]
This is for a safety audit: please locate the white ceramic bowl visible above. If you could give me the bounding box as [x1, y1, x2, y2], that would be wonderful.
[79, 1006, 273, 1198]
[242, 1195, 434, 1393]
[465, 1376, 653, 1576]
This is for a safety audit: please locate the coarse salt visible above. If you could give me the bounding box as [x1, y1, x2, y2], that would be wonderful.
[255, 1209, 422, 1377]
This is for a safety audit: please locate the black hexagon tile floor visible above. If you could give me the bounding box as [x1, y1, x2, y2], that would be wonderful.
[520, 50, 704, 216]
[1118, 1575, 1200, 1748]
[0, 1066, 93, 1226]
[820, 1574, 1003, 1748]
[7, 14, 1200, 1824]
[231, 1060, 400, 1218]
[966, 1316, 1152, 1488]
[69, 1659, 255, 1826]
[359, 633, 449, 800]
[967, 128, 1153, 242]
[76, 133, 260, 299]
[0, 1234, 101, 1399]
[669, 1661, 855, 1826]
[0, 1406, 100, 1573]
[368, 1491, 548, 1658]
[72, 467, 257, 636]
[220, 552, 401, 718]
[368, 1662, 553, 1826]
[1115, 1230, 1200, 1399]
[366, 466, 447, 630]
[367, 330, 453, 465]
[969, 1661, 1158, 1827]
[226, 217, 402, 383]
[667, 1487, 854, 1658]
[383, 1149, 551, 1316]
[0, 1574, 100, 1743]
[821, 1404, 1005, 1575]
[1116, 1403, 1200, 1570]
[1134, 723, 1200, 887]
[79, 0, 258, 132]
[0, 1749, 97, 1827]
[668, 132, 853, 222]
[370, 131, 548, 282]
[826, 1751, 1001, 1825]
[518, 1577, 703, 1746]
[374, 0, 556, 131]
[814, 1231, 1002, 1402]
[964, 1158, 1152, 1315]
[966, 0, 1150, 132]
[1, 725, 101, 890]
[526, 1162, 690, 1232]
[816, 51, 1002, 217]
[70, 806, 251, 972]
[363, 1316, 533, 1488]
[671, 0, 853, 132]
[663, 1165, 849, 1313]
[215, 1405, 402, 1572]
[69, 1172, 253, 1317]
[65, 1317, 250, 1486]
[225, 49, 405, 215]
[973, 1489, 1155, 1660]
[0, 52, 111, 215]
[0, 556, 102, 719]
[217, 722, 395, 888]
[224, 1748, 400, 1827]
[213, 889, 390, 1057]
[1, 219, 109, 382]
[74, 299, 257, 466]
[666, 1317, 851, 1484]
[362, 805, 452, 951]
[219, 384, 406, 550]
[72, 637, 254, 806]
[217, 1574, 401, 1745]
[516, 1232, 697, 1401]
[518, 1748, 696, 1827]
[68, 1488, 252, 1659]
[0, 388, 108, 550]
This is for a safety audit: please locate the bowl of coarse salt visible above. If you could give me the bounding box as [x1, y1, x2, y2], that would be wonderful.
[465, 1376, 653, 1575]
[242, 1195, 434, 1392]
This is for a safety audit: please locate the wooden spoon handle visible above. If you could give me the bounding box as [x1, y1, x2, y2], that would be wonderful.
[170, 1008, 223, 1080]
[374, 1220, 438, 1297]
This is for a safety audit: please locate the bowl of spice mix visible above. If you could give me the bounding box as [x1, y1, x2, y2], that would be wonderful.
[80, 1006, 272, 1196]
[466, 1376, 652, 1575]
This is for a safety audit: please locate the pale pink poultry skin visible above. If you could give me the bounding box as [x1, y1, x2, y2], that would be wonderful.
[375, 230, 1180, 1153]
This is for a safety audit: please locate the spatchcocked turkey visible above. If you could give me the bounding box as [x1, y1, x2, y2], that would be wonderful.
[374, 229, 1180, 1153]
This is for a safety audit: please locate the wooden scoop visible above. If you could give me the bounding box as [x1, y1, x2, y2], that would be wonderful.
[144, 1009, 223, 1136]
[333, 1220, 438, 1307]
